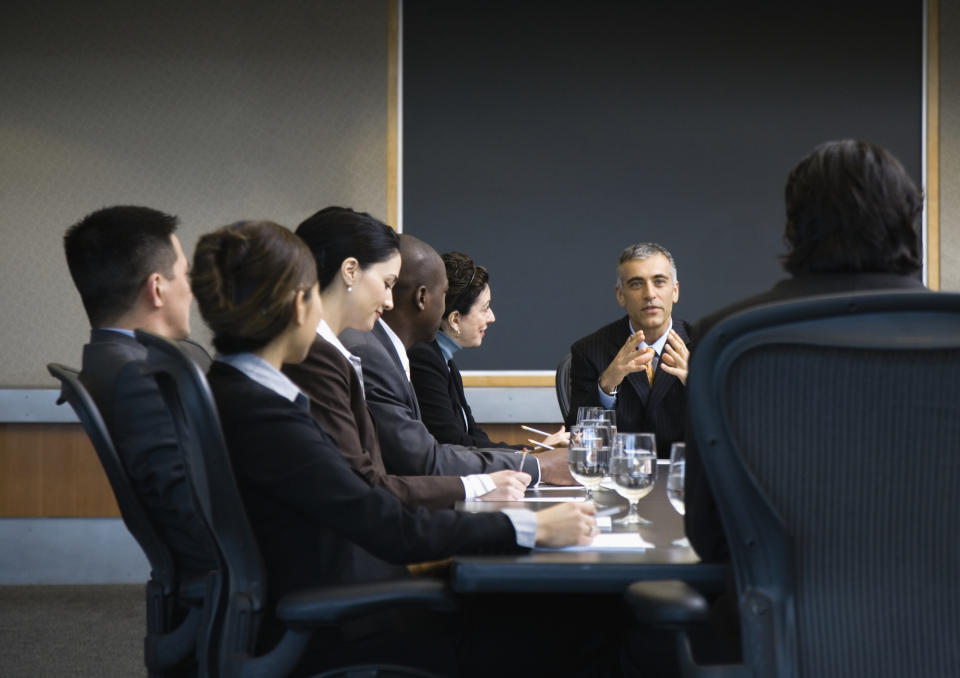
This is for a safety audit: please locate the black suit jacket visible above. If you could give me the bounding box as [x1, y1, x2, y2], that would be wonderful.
[408, 339, 519, 450]
[79, 329, 215, 576]
[340, 323, 540, 480]
[283, 336, 465, 509]
[207, 361, 522, 602]
[566, 315, 692, 457]
[685, 273, 928, 563]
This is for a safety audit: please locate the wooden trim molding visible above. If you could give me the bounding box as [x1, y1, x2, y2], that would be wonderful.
[461, 374, 556, 387]
[927, 0, 940, 290]
[386, 0, 400, 230]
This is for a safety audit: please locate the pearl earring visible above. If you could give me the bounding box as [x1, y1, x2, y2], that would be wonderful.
[347, 286, 352, 293]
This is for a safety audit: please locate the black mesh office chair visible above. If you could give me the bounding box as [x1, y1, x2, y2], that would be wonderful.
[626, 291, 960, 677]
[47, 363, 216, 678]
[555, 352, 572, 421]
[135, 329, 457, 678]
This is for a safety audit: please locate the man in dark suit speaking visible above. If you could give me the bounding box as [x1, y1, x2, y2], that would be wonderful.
[565, 242, 691, 456]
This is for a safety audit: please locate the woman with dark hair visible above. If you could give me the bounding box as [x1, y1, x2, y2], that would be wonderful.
[283, 207, 529, 508]
[191, 221, 597, 665]
[409, 252, 568, 449]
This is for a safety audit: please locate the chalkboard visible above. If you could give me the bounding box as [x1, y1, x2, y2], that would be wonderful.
[403, 0, 923, 370]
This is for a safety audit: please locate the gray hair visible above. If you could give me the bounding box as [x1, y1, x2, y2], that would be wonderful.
[616, 242, 677, 287]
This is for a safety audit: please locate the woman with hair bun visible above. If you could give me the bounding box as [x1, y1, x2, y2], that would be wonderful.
[284, 207, 531, 508]
[409, 252, 568, 449]
[190, 220, 597, 669]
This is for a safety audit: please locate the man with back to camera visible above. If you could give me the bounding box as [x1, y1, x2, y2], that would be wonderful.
[682, 139, 927, 661]
[339, 232, 577, 485]
[565, 242, 692, 457]
[63, 206, 215, 579]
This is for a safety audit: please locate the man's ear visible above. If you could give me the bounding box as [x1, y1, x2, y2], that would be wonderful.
[415, 284, 428, 311]
[673, 281, 679, 303]
[615, 284, 626, 308]
[145, 273, 165, 309]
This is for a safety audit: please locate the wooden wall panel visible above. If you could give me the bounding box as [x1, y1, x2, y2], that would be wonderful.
[0, 424, 119, 517]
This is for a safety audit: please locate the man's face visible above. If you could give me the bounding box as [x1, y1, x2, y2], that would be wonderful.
[615, 253, 678, 342]
[162, 234, 193, 340]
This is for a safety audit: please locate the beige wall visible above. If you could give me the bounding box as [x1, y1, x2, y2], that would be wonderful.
[940, 1, 960, 291]
[0, 0, 388, 386]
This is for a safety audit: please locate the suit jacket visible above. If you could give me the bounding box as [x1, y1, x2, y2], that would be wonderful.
[685, 273, 928, 563]
[408, 339, 519, 450]
[566, 315, 692, 457]
[283, 336, 464, 509]
[340, 323, 541, 480]
[207, 361, 522, 602]
[79, 329, 215, 576]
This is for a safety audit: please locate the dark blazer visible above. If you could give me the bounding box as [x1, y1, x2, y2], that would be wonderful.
[566, 315, 692, 457]
[283, 336, 464, 509]
[340, 323, 541, 480]
[79, 329, 215, 576]
[685, 273, 928, 563]
[207, 361, 522, 602]
[408, 339, 519, 450]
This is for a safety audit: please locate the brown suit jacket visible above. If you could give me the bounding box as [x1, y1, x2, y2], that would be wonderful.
[283, 335, 464, 509]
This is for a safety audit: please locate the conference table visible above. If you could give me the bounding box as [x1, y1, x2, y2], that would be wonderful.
[452, 461, 727, 595]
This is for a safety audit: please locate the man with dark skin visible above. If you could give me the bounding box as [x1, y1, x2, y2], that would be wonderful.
[341, 234, 576, 484]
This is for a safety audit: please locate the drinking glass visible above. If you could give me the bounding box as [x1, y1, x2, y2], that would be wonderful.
[568, 424, 611, 500]
[576, 406, 606, 424]
[667, 442, 690, 547]
[609, 432, 657, 525]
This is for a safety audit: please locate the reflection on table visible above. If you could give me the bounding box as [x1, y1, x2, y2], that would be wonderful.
[452, 462, 727, 594]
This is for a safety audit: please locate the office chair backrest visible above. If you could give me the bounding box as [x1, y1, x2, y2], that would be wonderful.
[689, 291, 960, 678]
[47, 363, 178, 593]
[555, 353, 572, 420]
[47, 362, 213, 677]
[136, 329, 268, 676]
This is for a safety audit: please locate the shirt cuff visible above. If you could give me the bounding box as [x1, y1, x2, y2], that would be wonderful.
[500, 508, 537, 548]
[461, 473, 496, 500]
[597, 383, 617, 409]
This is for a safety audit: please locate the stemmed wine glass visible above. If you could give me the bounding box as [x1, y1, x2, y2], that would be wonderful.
[667, 442, 690, 547]
[609, 432, 657, 525]
[567, 423, 611, 501]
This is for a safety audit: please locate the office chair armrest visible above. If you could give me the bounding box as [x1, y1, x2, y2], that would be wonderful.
[625, 580, 710, 625]
[275, 579, 458, 628]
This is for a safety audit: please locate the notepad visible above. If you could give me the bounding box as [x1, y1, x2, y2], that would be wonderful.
[535, 530, 654, 551]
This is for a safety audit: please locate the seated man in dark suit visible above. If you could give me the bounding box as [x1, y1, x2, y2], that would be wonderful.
[340, 233, 576, 485]
[64, 205, 215, 577]
[566, 242, 692, 456]
[684, 139, 927, 659]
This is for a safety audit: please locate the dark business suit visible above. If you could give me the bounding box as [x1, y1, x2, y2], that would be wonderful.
[283, 336, 465, 509]
[408, 339, 520, 450]
[207, 361, 522, 602]
[79, 329, 215, 576]
[685, 272, 928, 563]
[566, 315, 692, 457]
[340, 322, 541, 480]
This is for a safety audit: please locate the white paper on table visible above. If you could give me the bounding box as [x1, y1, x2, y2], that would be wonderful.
[535, 530, 654, 551]
[521, 495, 587, 503]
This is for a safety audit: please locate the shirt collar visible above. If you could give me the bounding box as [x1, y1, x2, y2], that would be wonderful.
[316, 319, 357, 363]
[101, 327, 136, 338]
[217, 352, 303, 403]
[378, 318, 410, 380]
[629, 317, 673, 355]
[436, 330, 461, 362]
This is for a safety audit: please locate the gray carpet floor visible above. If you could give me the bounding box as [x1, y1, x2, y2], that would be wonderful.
[0, 584, 146, 677]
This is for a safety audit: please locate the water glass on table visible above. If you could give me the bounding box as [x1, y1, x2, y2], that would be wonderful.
[667, 442, 690, 547]
[568, 423, 611, 501]
[609, 432, 657, 525]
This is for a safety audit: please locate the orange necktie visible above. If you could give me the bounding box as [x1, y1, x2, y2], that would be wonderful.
[645, 359, 655, 386]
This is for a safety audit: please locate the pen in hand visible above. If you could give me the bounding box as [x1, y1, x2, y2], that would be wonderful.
[527, 439, 555, 450]
[518, 450, 528, 473]
[521, 425, 551, 437]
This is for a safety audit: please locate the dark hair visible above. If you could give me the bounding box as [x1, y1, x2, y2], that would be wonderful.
[442, 251, 489, 319]
[191, 221, 317, 354]
[782, 139, 923, 275]
[63, 205, 179, 327]
[295, 207, 400, 291]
